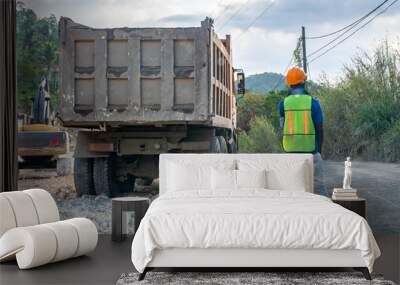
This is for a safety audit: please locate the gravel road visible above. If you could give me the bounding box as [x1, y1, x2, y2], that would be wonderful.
[18, 160, 400, 233]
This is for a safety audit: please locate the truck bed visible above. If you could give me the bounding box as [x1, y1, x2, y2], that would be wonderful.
[59, 18, 234, 129]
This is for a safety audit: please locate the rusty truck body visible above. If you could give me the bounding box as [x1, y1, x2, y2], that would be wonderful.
[58, 17, 242, 197]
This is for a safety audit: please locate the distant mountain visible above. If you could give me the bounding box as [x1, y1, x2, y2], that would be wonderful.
[246, 72, 285, 94]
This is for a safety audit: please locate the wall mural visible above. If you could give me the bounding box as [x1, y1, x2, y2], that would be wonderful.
[16, 2, 399, 237]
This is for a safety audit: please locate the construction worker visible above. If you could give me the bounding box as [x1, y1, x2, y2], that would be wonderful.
[279, 67, 327, 196]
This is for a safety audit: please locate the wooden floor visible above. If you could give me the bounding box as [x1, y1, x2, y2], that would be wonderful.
[0, 234, 398, 285]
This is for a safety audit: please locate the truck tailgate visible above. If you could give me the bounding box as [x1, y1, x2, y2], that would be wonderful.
[59, 18, 211, 126]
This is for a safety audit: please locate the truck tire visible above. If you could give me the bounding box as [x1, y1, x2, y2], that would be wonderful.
[217, 136, 228, 153]
[209, 136, 221, 153]
[228, 142, 237, 153]
[93, 157, 135, 197]
[74, 158, 95, 196]
[227, 139, 238, 153]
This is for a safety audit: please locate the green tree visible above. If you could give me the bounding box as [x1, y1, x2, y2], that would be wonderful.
[236, 92, 267, 131]
[236, 89, 286, 133]
[239, 116, 281, 153]
[16, 2, 59, 112]
[382, 119, 400, 162]
[262, 90, 285, 131]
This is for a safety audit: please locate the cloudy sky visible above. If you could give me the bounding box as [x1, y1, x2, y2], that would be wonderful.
[24, 0, 400, 81]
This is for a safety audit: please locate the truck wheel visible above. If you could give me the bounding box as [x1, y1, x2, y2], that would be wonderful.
[93, 157, 135, 197]
[229, 142, 238, 153]
[209, 136, 221, 153]
[227, 139, 238, 153]
[217, 136, 228, 153]
[74, 158, 95, 196]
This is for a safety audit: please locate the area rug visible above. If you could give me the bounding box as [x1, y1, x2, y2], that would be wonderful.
[116, 271, 396, 285]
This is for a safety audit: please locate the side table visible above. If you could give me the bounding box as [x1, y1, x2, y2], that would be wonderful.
[112, 196, 150, 242]
[332, 198, 366, 218]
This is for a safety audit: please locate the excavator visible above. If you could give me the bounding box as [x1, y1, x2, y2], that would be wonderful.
[17, 77, 69, 169]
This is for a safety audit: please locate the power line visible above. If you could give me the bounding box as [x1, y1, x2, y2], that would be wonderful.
[218, 0, 252, 30]
[214, 1, 234, 23]
[309, 0, 399, 62]
[210, 0, 225, 19]
[272, 53, 294, 91]
[307, 0, 395, 58]
[309, 0, 399, 63]
[306, 0, 390, 39]
[235, 0, 275, 40]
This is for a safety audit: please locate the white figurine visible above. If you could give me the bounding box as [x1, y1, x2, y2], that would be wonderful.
[342, 157, 352, 189]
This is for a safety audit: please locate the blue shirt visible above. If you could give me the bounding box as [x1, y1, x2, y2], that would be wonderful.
[279, 87, 323, 153]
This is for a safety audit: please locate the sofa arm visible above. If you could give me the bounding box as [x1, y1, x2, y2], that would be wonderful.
[0, 218, 98, 269]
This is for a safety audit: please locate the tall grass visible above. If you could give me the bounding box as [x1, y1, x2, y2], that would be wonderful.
[316, 40, 400, 162]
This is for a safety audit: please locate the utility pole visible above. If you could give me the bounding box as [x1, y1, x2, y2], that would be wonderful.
[301, 26, 307, 74]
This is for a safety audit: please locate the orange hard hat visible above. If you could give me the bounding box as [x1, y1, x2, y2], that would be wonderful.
[286, 67, 307, 86]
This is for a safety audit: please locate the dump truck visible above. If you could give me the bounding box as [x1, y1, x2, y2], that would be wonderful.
[58, 17, 245, 197]
[18, 77, 69, 169]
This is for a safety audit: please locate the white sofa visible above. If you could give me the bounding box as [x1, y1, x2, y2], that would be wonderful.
[0, 189, 98, 269]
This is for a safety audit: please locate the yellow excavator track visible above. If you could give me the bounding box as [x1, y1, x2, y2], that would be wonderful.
[18, 124, 60, 132]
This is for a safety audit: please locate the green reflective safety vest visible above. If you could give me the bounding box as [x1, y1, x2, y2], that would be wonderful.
[283, 94, 316, 153]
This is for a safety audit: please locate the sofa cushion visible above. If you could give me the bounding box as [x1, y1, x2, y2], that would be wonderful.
[0, 196, 17, 237]
[42, 221, 79, 262]
[23, 189, 60, 224]
[0, 192, 39, 227]
[0, 189, 60, 238]
[64, 218, 98, 257]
